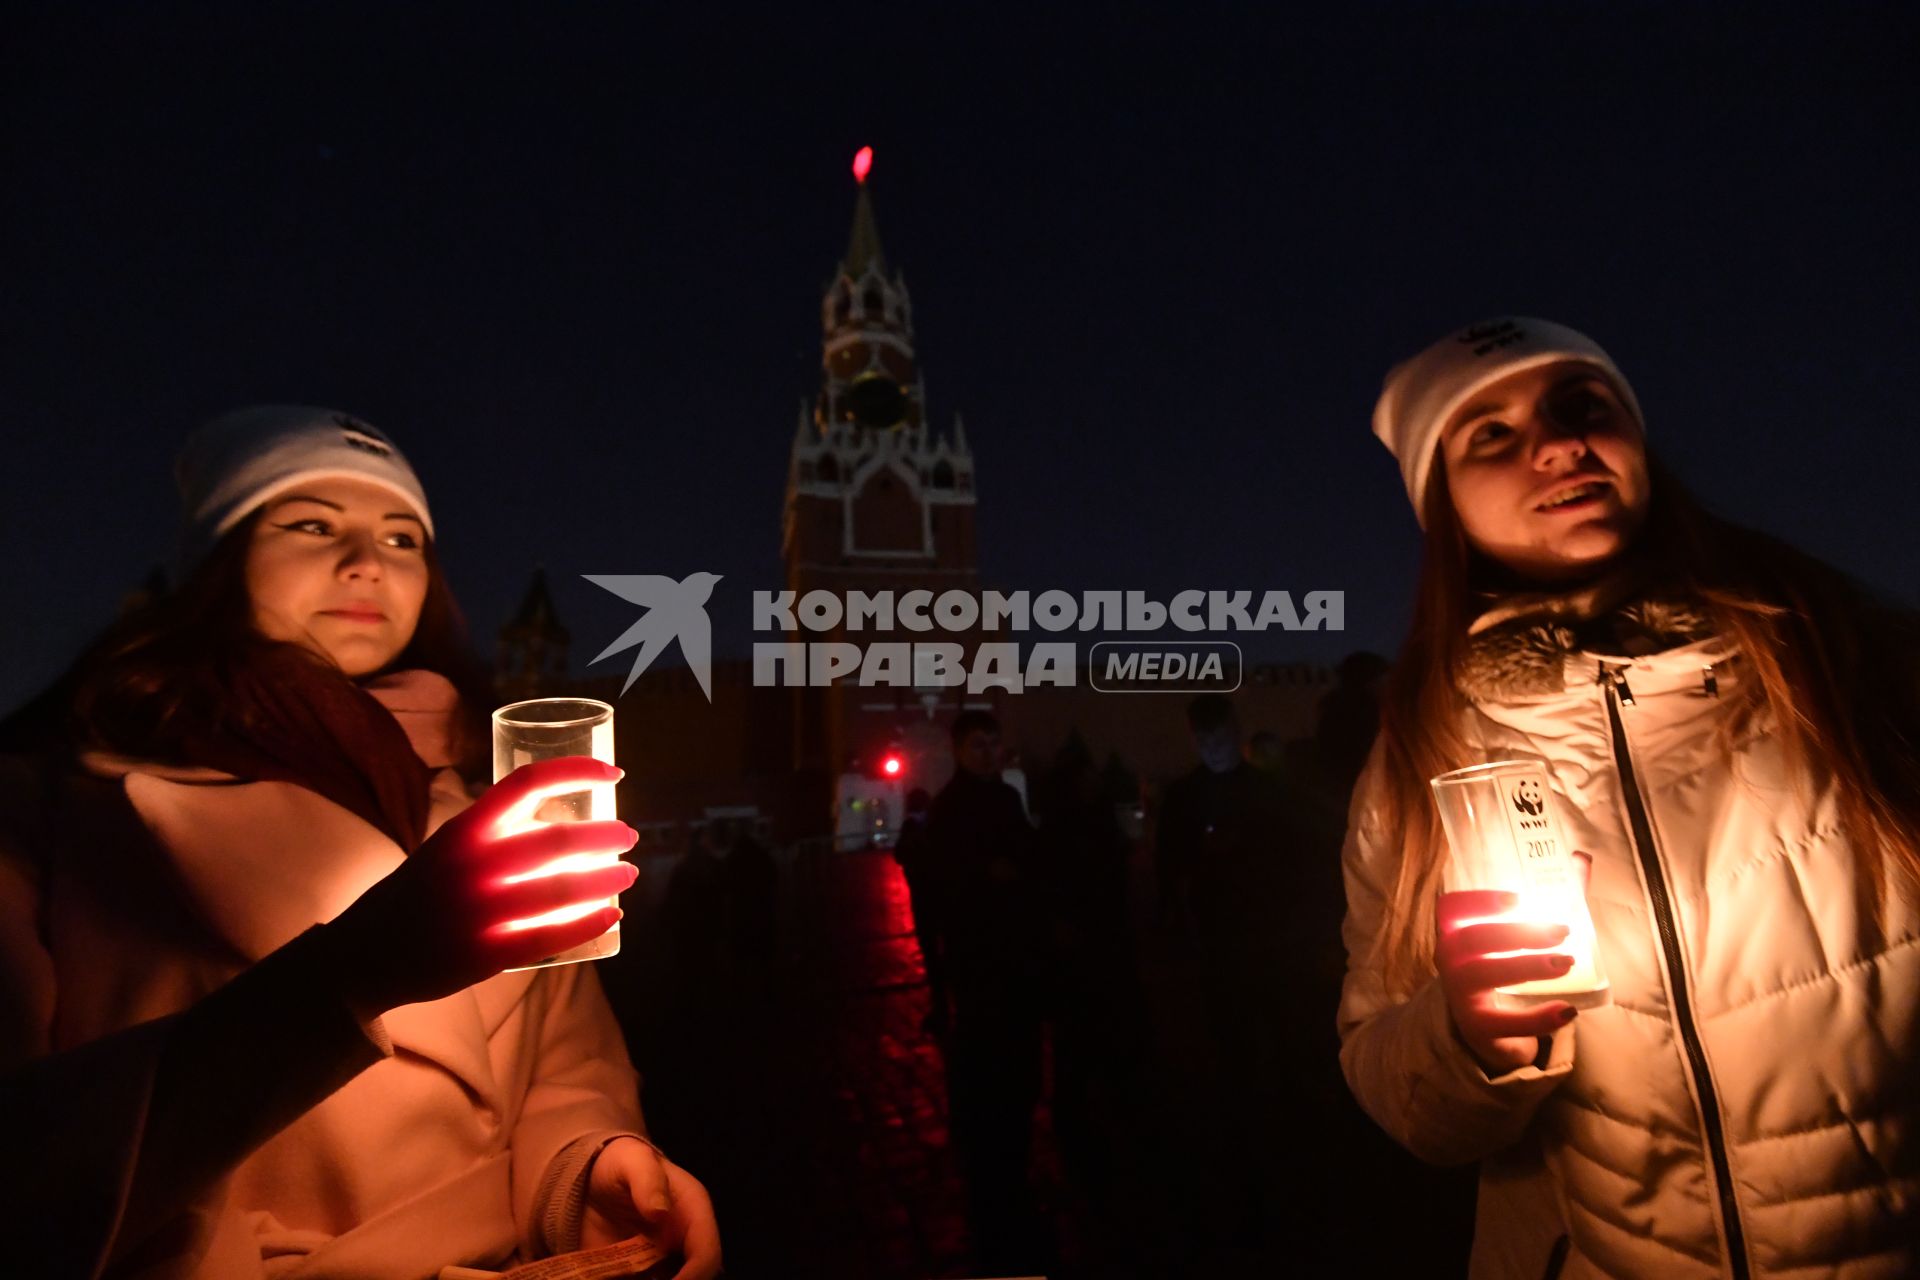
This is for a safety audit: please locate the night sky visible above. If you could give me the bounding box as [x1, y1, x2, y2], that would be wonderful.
[4, 4, 1916, 716]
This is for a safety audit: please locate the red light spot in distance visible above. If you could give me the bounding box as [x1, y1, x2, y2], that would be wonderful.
[852, 146, 873, 184]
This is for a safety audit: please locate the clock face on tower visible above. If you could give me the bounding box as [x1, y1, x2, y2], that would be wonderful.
[846, 371, 908, 430]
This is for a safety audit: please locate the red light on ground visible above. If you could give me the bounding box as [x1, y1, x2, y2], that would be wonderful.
[882, 755, 902, 776]
[852, 146, 873, 184]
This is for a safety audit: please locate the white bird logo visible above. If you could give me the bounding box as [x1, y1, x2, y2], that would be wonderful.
[584, 572, 724, 699]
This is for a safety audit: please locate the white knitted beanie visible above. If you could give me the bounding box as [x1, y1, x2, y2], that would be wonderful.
[174, 405, 433, 570]
[1372, 318, 1643, 528]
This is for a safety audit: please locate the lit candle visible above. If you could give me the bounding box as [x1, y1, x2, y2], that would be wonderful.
[1431, 761, 1609, 1008]
[491, 698, 623, 967]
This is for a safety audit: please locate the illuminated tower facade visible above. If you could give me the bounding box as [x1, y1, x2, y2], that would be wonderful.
[782, 149, 989, 792]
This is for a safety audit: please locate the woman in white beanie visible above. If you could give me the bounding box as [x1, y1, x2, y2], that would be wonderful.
[0, 407, 722, 1278]
[1339, 320, 1919, 1277]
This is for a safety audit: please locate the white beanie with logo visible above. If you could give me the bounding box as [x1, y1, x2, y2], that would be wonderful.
[1372, 317, 1643, 528]
[174, 405, 434, 571]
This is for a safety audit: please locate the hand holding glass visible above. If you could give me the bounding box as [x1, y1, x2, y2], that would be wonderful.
[492, 698, 625, 970]
[319, 755, 635, 1015]
[1430, 761, 1609, 1009]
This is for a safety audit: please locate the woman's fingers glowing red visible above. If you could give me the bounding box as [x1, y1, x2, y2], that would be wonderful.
[488, 862, 636, 919]
[481, 819, 636, 873]
[484, 905, 623, 955]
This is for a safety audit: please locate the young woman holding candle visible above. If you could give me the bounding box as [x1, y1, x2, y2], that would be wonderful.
[0, 407, 721, 1278]
[1339, 319, 1919, 1278]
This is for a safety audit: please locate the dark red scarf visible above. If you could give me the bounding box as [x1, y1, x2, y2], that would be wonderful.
[178, 644, 443, 851]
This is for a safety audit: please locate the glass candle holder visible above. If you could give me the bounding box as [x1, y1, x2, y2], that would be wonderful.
[491, 697, 621, 970]
[1430, 760, 1609, 1009]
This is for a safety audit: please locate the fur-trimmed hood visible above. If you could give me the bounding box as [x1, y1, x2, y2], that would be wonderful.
[1455, 563, 1719, 702]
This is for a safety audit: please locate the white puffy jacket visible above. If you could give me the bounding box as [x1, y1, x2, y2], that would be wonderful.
[1338, 630, 1919, 1278]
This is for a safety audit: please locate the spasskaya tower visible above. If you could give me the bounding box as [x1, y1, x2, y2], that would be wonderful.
[781, 148, 990, 790]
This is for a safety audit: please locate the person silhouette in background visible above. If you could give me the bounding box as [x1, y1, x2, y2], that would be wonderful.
[1316, 651, 1390, 802]
[1036, 734, 1144, 1212]
[721, 826, 779, 1012]
[1154, 693, 1328, 1257]
[661, 825, 728, 1041]
[925, 709, 1052, 1272]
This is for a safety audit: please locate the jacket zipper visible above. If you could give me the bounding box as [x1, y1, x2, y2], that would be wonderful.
[1600, 661, 1750, 1279]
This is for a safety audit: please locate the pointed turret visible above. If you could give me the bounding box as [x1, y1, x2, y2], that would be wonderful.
[496, 567, 571, 700]
[816, 146, 924, 434]
[844, 184, 885, 278]
[508, 568, 562, 633]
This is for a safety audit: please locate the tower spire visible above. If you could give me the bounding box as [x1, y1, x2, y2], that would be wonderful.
[496, 566, 571, 700]
[843, 146, 885, 276]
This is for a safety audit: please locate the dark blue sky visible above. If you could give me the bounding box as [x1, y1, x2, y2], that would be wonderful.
[4, 3, 1915, 714]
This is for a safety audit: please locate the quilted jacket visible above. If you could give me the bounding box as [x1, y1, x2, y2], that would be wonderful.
[1338, 607, 1919, 1278]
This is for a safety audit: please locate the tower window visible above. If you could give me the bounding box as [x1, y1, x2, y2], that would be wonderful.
[931, 460, 955, 488]
[817, 456, 839, 483]
[863, 286, 885, 317]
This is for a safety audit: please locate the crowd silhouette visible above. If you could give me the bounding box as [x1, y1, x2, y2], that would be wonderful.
[617, 651, 1481, 1277]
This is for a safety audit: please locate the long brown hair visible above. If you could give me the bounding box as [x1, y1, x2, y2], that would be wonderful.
[1367, 451, 1920, 994]
[1, 509, 493, 778]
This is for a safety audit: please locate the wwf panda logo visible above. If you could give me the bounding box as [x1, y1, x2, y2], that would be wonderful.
[1512, 778, 1545, 816]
